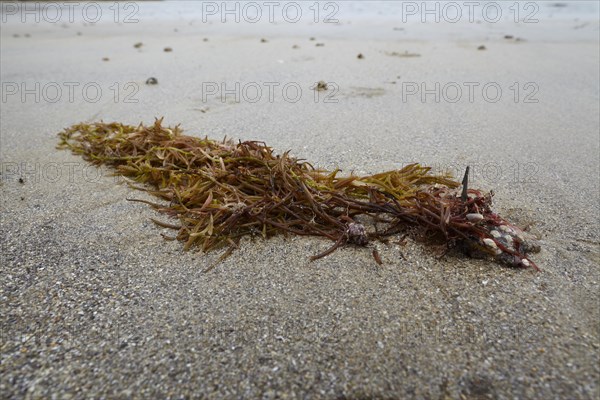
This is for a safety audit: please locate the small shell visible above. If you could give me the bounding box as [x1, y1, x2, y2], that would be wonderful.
[521, 259, 530, 268]
[347, 223, 368, 246]
[490, 230, 502, 238]
[466, 213, 484, 222]
[499, 225, 514, 234]
[483, 238, 497, 249]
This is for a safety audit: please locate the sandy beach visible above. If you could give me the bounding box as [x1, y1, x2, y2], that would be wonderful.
[1, 1, 599, 398]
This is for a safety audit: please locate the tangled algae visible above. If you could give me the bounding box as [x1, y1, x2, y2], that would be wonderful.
[58, 119, 540, 270]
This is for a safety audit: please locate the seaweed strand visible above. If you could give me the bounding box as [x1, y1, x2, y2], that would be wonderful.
[58, 119, 540, 270]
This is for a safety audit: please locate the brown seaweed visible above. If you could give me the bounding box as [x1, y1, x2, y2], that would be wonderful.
[57, 119, 540, 270]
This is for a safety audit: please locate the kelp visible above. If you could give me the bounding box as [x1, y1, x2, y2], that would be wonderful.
[58, 119, 540, 270]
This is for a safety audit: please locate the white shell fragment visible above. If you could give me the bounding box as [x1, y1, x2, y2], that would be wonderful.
[490, 230, 502, 238]
[483, 238, 497, 249]
[466, 213, 484, 222]
[521, 259, 530, 267]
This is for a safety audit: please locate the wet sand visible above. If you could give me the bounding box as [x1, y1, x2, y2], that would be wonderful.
[1, 3, 599, 398]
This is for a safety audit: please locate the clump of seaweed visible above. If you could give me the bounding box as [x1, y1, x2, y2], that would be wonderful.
[57, 119, 540, 270]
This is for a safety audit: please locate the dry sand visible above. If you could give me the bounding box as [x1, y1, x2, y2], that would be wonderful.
[1, 2, 599, 399]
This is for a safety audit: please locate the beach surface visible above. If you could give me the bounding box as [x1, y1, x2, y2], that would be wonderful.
[1, 2, 599, 398]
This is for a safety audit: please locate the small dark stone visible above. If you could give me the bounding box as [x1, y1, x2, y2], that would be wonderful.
[357, 53, 364, 59]
[145, 77, 158, 85]
[504, 35, 514, 39]
[478, 45, 486, 50]
[260, 38, 268, 43]
[164, 47, 173, 52]
[18, 178, 24, 184]
[315, 43, 324, 47]
[134, 42, 143, 48]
